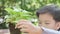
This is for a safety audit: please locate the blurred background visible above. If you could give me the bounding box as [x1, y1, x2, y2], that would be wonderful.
[0, 0, 60, 34]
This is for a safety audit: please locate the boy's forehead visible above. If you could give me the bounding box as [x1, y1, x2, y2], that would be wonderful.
[38, 13, 56, 22]
[39, 13, 53, 19]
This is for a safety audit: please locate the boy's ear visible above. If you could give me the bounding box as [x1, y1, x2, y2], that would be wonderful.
[58, 22, 60, 28]
[57, 22, 60, 31]
[56, 22, 60, 30]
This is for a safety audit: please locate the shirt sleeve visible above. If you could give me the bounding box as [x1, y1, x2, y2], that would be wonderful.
[41, 27, 60, 34]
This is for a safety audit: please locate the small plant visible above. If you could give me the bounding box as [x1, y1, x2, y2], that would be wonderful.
[5, 8, 32, 34]
[5, 8, 31, 24]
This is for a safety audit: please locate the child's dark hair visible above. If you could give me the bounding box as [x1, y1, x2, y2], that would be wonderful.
[36, 4, 60, 22]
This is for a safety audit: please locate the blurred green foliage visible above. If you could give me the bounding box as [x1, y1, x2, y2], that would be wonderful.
[0, 0, 60, 28]
[5, 8, 32, 24]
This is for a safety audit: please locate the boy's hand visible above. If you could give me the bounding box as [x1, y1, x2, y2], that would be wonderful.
[15, 20, 42, 34]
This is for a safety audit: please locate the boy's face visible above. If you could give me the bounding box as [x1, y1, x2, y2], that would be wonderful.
[38, 13, 60, 30]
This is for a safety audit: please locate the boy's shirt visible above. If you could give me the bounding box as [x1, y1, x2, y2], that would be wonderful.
[41, 27, 60, 34]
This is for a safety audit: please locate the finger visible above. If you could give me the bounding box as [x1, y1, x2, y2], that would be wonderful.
[15, 22, 25, 29]
[15, 20, 32, 28]
[17, 25, 29, 29]
[15, 23, 21, 29]
[15, 22, 30, 29]
[17, 25, 25, 29]
[20, 28, 29, 33]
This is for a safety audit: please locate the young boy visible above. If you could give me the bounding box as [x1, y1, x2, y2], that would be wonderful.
[15, 4, 60, 34]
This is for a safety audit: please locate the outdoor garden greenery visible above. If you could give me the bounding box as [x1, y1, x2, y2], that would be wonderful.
[0, 0, 60, 29]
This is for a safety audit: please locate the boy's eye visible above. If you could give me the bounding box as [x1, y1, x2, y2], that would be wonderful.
[45, 23, 50, 24]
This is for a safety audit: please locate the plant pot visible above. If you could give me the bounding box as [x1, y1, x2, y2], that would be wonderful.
[9, 23, 21, 34]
